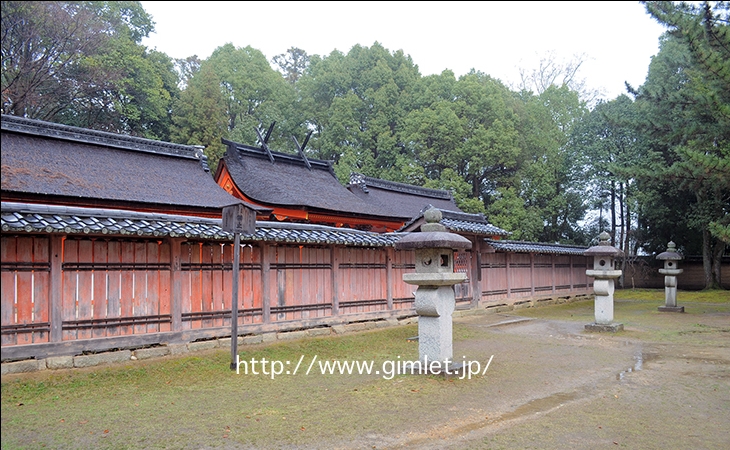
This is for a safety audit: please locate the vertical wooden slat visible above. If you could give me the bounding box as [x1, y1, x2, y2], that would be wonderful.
[331, 246, 339, 316]
[200, 243, 213, 329]
[222, 243, 233, 326]
[470, 240, 480, 307]
[386, 247, 393, 310]
[1, 237, 18, 346]
[15, 237, 33, 345]
[61, 239, 78, 341]
[286, 246, 296, 320]
[261, 243, 271, 324]
[551, 255, 556, 294]
[50, 236, 63, 342]
[119, 241, 135, 335]
[32, 237, 50, 343]
[92, 240, 108, 338]
[106, 240, 121, 336]
[189, 242, 202, 329]
[158, 240, 171, 332]
[298, 247, 307, 319]
[146, 241, 160, 333]
[170, 238, 183, 332]
[132, 241, 147, 334]
[75, 240, 93, 340]
[211, 243, 223, 327]
[251, 244, 263, 324]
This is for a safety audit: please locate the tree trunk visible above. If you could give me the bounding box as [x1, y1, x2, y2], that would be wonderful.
[618, 182, 625, 253]
[702, 228, 717, 290]
[610, 181, 616, 245]
[711, 238, 725, 289]
[620, 182, 631, 289]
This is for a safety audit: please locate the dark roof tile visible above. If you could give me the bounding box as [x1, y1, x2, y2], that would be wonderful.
[1, 202, 401, 247]
[484, 239, 588, 256]
[1, 115, 247, 212]
[222, 140, 389, 218]
[348, 173, 464, 220]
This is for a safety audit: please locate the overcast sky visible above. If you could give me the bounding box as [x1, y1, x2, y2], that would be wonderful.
[140, 1, 667, 101]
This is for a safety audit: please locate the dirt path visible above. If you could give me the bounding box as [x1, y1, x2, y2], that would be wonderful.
[377, 309, 729, 450]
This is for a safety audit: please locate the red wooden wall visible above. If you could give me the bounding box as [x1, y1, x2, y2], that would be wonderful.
[2, 234, 596, 356]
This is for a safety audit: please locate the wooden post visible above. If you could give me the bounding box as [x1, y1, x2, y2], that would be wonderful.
[385, 247, 393, 310]
[505, 253, 511, 299]
[49, 235, 63, 343]
[470, 239, 481, 308]
[551, 254, 556, 294]
[530, 253, 535, 296]
[331, 246, 340, 316]
[261, 243, 271, 324]
[221, 203, 255, 369]
[169, 238, 183, 332]
[569, 255, 574, 290]
[230, 232, 240, 370]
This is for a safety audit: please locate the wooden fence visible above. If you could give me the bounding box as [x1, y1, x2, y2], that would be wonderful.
[1, 234, 593, 361]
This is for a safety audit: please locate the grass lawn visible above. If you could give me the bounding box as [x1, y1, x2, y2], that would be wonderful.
[2, 288, 728, 449]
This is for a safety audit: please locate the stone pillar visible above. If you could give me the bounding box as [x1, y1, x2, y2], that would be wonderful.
[395, 208, 472, 369]
[584, 232, 624, 332]
[657, 241, 684, 312]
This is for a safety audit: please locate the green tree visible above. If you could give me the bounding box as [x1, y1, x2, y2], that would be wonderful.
[510, 84, 589, 243]
[171, 63, 228, 170]
[1, 1, 177, 138]
[634, 1, 729, 288]
[205, 44, 300, 153]
[298, 42, 420, 181]
[572, 95, 651, 253]
[272, 47, 310, 84]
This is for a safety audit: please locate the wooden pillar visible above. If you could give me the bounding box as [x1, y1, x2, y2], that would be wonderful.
[470, 239, 481, 307]
[569, 255, 574, 290]
[169, 237, 183, 332]
[331, 246, 340, 316]
[530, 253, 535, 296]
[49, 235, 63, 343]
[505, 253, 511, 298]
[551, 254, 556, 294]
[386, 247, 393, 310]
[261, 243, 271, 323]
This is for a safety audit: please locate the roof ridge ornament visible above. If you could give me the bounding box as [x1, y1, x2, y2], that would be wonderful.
[292, 130, 313, 170]
[255, 122, 276, 164]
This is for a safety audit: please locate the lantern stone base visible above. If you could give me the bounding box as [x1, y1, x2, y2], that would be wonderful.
[585, 322, 624, 332]
[658, 305, 684, 313]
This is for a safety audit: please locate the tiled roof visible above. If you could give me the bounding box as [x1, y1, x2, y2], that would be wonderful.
[441, 218, 510, 236]
[221, 140, 390, 218]
[1, 115, 242, 212]
[400, 207, 511, 237]
[1, 202, 401, 247]
[347, 173, 463, 220]
[484, 239, 588, 255]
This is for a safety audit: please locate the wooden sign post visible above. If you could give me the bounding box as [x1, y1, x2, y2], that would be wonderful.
[221, 203, 256, 370]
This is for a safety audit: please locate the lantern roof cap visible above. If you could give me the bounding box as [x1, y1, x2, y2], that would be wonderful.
[656, 241, 683, 260]
[583, 231, 623, 257]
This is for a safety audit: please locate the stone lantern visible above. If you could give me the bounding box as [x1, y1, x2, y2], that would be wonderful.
[395, 207, 472, 369]
[656, 241, 684, 313]
[584, 231, 624, 332]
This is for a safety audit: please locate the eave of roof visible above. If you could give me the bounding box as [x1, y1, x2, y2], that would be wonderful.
[1, 202, 401, 247]
[1, 114, 206, 165]
[484, 239, 588, 256]
[349, 173, 453, 200]
[400, 207, 511, 237]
